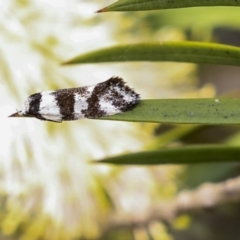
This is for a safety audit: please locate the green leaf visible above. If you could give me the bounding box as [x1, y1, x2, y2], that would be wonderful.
[94, 145, 240, 165]
[63, 42, 240, 66]
[100, 99, 240, 124]
[97, 0, 240, 12]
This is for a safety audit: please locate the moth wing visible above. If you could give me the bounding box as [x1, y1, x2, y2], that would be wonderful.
[38, 92, 63, 122]
[73, 87, 94, 118]
[97, 77, 140, 115]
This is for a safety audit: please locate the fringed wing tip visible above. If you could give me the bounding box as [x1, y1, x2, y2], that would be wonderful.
[107, 76, 140, 99]
[107, 76, 135, 88]
[108, 76, 125, 83]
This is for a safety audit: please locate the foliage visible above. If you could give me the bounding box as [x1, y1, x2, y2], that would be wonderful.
[66, 1, 240, 167]
[63, 1, 240, 239]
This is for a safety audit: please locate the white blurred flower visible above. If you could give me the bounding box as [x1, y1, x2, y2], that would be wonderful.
[0, 0, 151, 239]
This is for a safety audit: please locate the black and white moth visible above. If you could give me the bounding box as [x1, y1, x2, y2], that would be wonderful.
[9, 77, 140, 123]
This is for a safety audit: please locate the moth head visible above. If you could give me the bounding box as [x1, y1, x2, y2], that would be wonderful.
[9, 93, 42, 118]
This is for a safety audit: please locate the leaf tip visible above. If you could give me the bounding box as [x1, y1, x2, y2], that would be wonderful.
[89, 160, 103, 164]
[60, 61, 68, 66]
[95, 7, 108, 13]
[61, 59, 75, 65]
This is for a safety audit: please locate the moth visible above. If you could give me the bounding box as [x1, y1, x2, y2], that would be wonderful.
[9, 77, 140, 123]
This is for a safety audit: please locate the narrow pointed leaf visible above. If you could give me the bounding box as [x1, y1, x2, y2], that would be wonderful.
[97, 0, 240, 12]
[95, 145, 240, 165]
[100, 99, 240, 124]
[63, 42, 240, 66]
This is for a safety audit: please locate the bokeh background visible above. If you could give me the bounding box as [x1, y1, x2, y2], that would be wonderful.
[1, 0, 240, 239]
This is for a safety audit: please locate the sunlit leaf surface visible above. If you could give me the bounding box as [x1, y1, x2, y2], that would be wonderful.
[63, 42, 240, 66]
[15, 97, 240, 125]
[96, 145, 240, 165]
[97, 0, 240, 12]
[102, 98, 240, 124]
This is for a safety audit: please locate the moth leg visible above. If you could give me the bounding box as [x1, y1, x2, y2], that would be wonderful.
[43, 119, 62, 123]
[35, 114, 62, 123]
